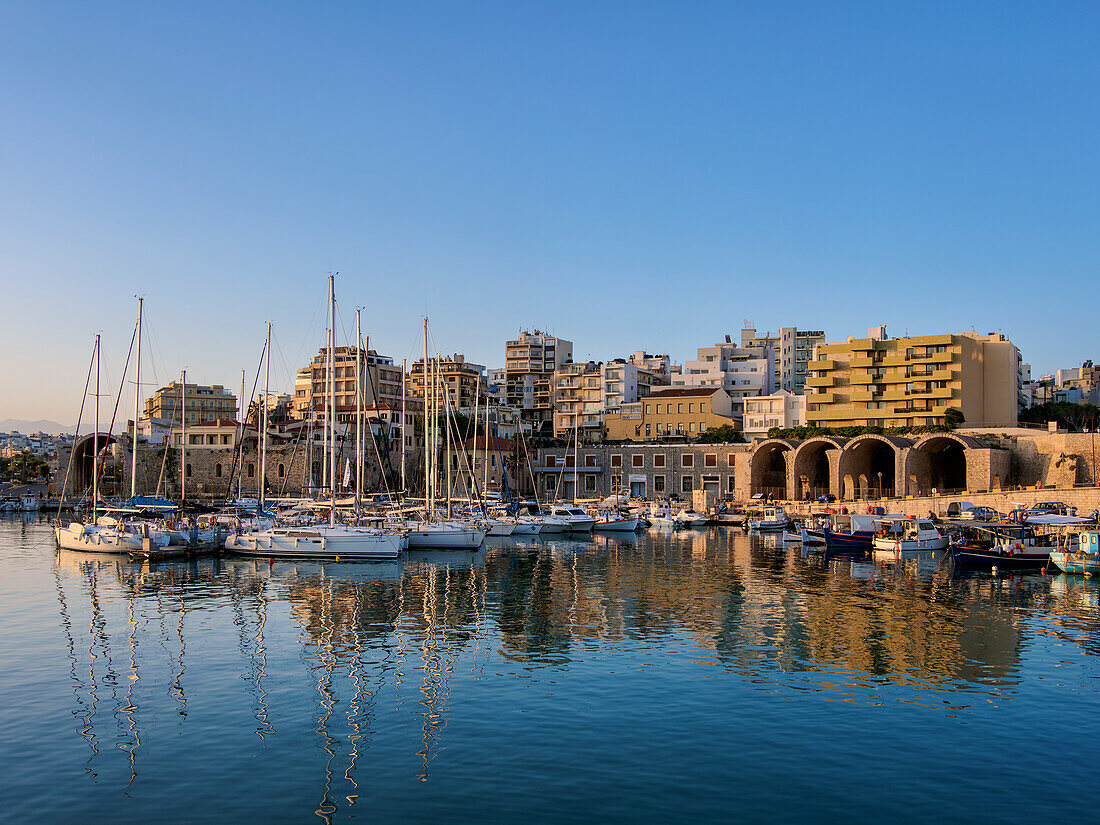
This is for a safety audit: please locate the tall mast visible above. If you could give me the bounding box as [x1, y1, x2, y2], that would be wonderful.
[445, 360, 452, 517]
[180, 369, 186, 502]
[473, 374, 480, 509]
[260, 321, 271, 512]
[237, 368, 245, 502]
[321, 329, 329, 498]
[573, 405, 579, 504]
[130, 297, 143, 501]
[328, 274, 336, 526]
[422, 318, 431, 520]
[355, 308, 362, 511]
[401, 358, 407, 497]
[484, 393, 491, 494]
[93, 334, 100, 521]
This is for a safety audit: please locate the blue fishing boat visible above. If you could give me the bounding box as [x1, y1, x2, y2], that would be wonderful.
[949, 521, 1054, 570]
[1049, 530, 1100, 575]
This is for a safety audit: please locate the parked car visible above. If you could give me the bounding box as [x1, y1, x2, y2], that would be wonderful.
[958, 505, 1001, 521]
[816, 493, 836, 503]
[1030, 501, 1071, 515]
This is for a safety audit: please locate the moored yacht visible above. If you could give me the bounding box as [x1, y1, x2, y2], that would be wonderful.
[548, 505, 596, 533]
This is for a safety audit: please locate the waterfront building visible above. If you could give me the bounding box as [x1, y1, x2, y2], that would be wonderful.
[144, 381, 237, 425]
[741, 326, 826, 394]
[604, 387, 740, 442]
[602, 357, 668, 410]
[504, 330, 573, 436]
[672, 337, 775, 412]
[408, 354, 487, 414]
[805, 326, 1022, 428]
[743, 390, 807, 437]
[291, 344, 403, 426]
[552, 361, 603, 439]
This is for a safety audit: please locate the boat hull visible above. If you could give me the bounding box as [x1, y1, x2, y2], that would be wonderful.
[594, 518, 641, 532]
[823, 528, 873, 549]
[404, 526, 486, 549]
[54, 523, 170, 553]
[951, 544, 1049, 569]
[1049, 551, 1100, 575]
[225, 530, 402, 559]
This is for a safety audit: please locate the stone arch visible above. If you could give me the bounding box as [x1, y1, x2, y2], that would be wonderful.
[70, 433, 116, 494]
[749, 438, 798, 499]
[791, 436, 847, 500]
[837, 434, 911, 500]
[904, 432, 981, 496]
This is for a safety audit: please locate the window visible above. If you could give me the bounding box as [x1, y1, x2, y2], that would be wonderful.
[700, 402, 707, 413]
[645, 404, 652, 415]
[611, 454, 622, 468]
[654, 474, 665, 492]
[645, 424, 651, 437]
[654, 454, 666, 468]
[699, 422, 706, 432]
[585, 454, 597, 467]
[215, 463, 222, 478]
[186, 463, 192, 478]
[681, 476, 693, 493]
[705, 453, 717, 467]
[689, 422, 696, 432]
[632, 454, 644, 468]
[677, 403, 684, 414]
[610, 474, 621, 489]
[688, 403, 695, 413]
[278, 463, 285, 478]
[248, 463, 255, 478]
[585, 475, 596, 492]
[728, 454, 736, 467]
[681, 454, 694, 468]
[727, 476, 736, 493]
[546, 455, 556, 467]
[565, 455, 575, 467]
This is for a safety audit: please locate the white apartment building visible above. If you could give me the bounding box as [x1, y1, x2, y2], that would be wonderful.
[741, 326, 826, 394]
[601, 358, 668, 411]
[673, 338, 775, 412]
[743, 390, 807, 438]
[505, 330, 573, 435]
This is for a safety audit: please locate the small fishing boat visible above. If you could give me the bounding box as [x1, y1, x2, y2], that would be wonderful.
[593, 511, 641, 532]
[871, 517, 948, 553]
[1049, 530, 1100, 575]
[674, 508, 707, 528]
[949, 520, 1056, 569]
[747, 506, 790, 532]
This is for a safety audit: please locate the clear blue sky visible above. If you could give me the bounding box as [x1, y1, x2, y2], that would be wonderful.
[2, 1, 1097, 424]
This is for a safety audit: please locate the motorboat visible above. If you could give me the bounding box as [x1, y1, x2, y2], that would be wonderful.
[674, 508, 707, 528]
[225, 524, 404, 559]
[747, 506, 790, 532]
[1050, 530, 1100, 574]
[871, 517, 948, 553]
[548, 505, 596, 533]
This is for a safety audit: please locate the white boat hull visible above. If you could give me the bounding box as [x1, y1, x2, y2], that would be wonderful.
[54, 523, 170, 553]
[595, 518, 641, 532]
[404, 524, 486, 549]
[225, 528, 403, 559]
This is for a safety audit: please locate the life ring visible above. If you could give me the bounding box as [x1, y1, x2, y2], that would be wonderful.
[867, 506, 874, 514]
[1019, 511, 1028, 524]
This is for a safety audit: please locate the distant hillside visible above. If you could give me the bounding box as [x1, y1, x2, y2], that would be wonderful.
[0, 419, 77, 435]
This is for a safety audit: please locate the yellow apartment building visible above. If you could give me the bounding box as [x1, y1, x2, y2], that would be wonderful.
[805, 327, 1021, 428]
[605, 387, 739, 441]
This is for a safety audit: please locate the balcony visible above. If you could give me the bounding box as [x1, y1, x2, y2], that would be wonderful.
[807, 359, 836, 371]
[805, 375, 835, 388]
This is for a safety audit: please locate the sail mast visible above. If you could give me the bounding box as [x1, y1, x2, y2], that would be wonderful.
[401, 358, 407, 497]
[260, 322, 271, 512]
[93, 334, 100, 521]
[422, 318, 431, 521]
[328, 275, 336, 527]
[355, 308, 362, 511]
[238, 368, 245, 502]
[180, 369, 186, 502]
[130, 297, 142, 501]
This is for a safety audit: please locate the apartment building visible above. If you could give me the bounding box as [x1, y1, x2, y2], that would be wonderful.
[805, 326, 1022, 428]
[291, 344, 403, 427]
[602, 357, 667, 410]
[552, 361, 603, 439]
[504, 330, 573, 435]
[741, 326, 826, 394]
[144, 382, 237, 424]
[408, 354, 487, 414]
[743, 390, 807, 437]
[604, 387, 739, 441]
[673, 338, 774, 411]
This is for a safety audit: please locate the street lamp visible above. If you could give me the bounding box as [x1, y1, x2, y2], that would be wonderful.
[877, 471, 883, 499]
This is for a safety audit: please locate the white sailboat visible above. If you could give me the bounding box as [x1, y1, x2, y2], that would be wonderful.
[225, 278, 403, 560]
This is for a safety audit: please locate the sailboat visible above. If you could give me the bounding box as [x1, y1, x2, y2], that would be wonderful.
[397, 319, 486, 550]
[55, 303, 172, 553]
[224, 277, 404, 560]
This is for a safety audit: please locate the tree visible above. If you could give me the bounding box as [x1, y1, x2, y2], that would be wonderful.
[944, 407, 965, 429]
[1019, 401, 1100, 433]
[697, 424, 746, 444]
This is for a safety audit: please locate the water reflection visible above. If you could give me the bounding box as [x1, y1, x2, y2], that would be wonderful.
[35, 526, 1100, 816]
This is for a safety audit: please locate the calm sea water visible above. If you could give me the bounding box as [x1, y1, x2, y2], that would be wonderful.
[2, 514, 1099, 824]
